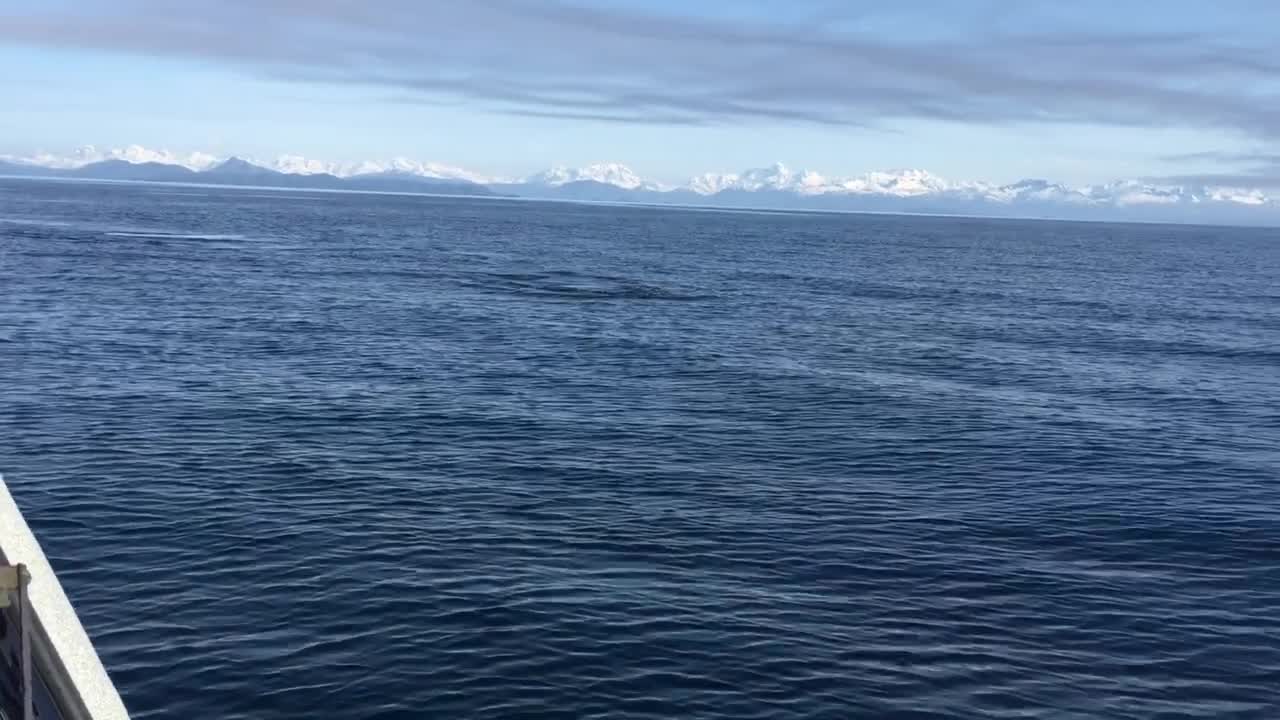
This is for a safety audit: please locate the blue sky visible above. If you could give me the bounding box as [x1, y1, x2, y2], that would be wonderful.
[2, 0, 1278, 186]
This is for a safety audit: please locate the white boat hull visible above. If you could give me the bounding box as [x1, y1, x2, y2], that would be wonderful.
[0, 475, 129, 720]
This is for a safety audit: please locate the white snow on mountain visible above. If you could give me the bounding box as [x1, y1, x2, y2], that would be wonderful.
[1207, 187, 1268, 206]
[329, 157, 502, 184]
[685, 165, 953, 198]
[1105, 181, 1184, 206]
[3, 146, 1275, 209]
[266, 154, 340, 176]
[687, 172, 740, 195]
[2, 144, 221, 171]
[735, 162, 797, 192]
[524, 163, 665, 191]
[257, 155, 503, 183]
[834, 169, 952, 197]
[688, 163, 801, 193]
[981, 179, 1085, 204]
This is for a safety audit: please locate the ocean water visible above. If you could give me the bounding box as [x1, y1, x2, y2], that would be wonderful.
[1, 177, 1278, 719]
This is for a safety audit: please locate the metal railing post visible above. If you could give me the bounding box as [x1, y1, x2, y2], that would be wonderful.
[17, 565, 31, 720]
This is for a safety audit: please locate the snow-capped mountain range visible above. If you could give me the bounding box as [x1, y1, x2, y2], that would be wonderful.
[687, 164, 960, 197]
[1, 145, 1276, 223]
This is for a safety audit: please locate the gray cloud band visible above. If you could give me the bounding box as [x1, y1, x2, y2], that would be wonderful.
[2, 0, 1278, 138]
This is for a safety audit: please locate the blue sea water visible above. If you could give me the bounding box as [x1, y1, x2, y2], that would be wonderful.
[1, 178, 1278, 719]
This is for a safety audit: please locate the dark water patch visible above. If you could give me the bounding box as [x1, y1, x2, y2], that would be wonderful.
[467, 269, 716, 302]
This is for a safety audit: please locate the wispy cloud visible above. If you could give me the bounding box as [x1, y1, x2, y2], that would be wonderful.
[3, 0, 1280, 136]
[1152, 150, 1280, 188]
[1153, 173, 1280, 189]
[1160, 150, 1280, 166]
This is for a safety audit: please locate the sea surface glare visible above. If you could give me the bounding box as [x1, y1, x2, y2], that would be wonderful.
[1, 178, 1279, 719]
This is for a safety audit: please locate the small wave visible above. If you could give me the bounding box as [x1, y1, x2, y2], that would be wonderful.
[105, 231, 248, 242]
[0, 216, 78, 229]
[539, 282, 712, 302]
[236, 194, 327, 202]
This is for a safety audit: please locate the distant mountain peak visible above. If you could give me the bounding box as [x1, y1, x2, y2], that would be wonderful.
[86, 158, 134, 167]
[208, 156, 273, 174]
